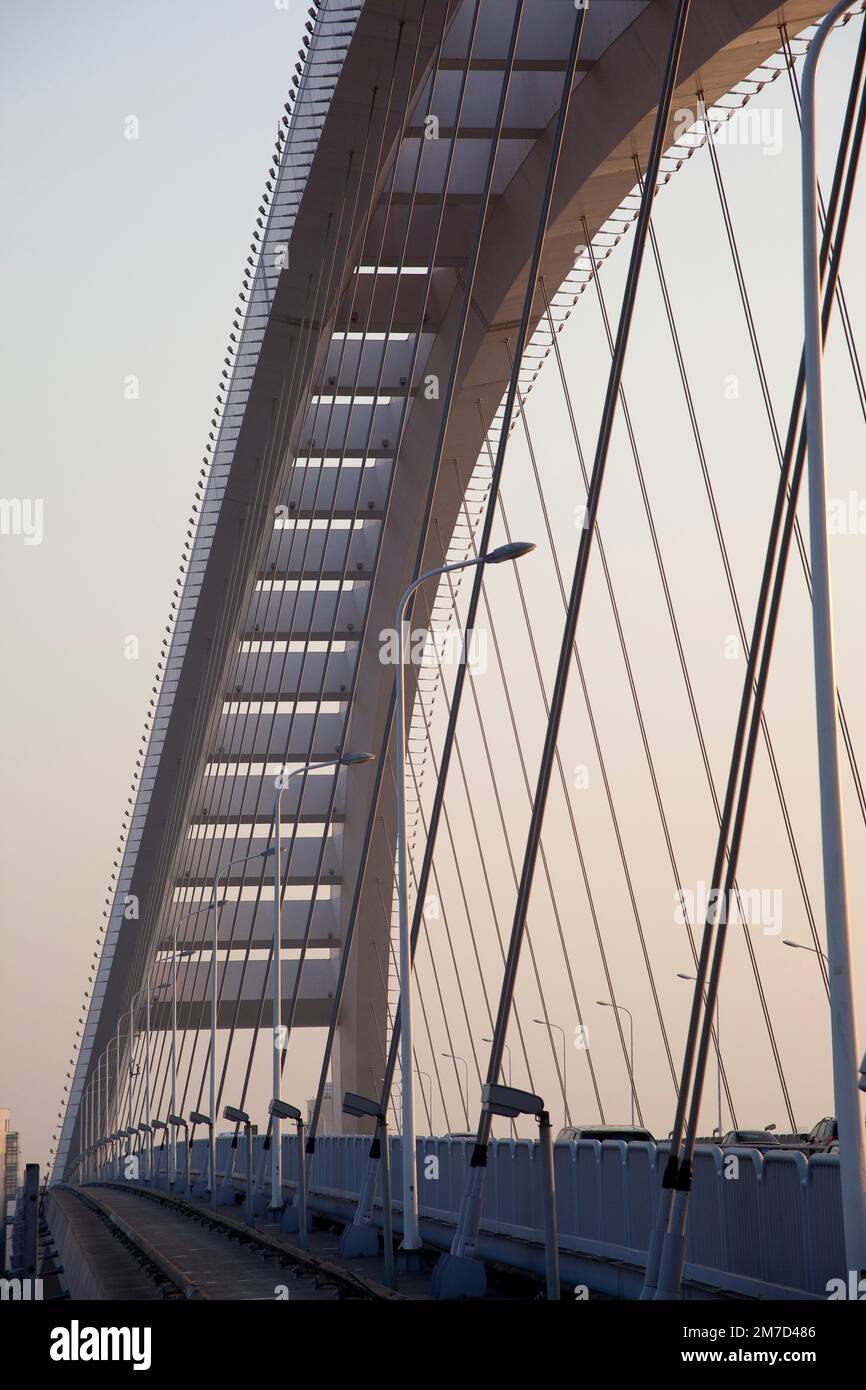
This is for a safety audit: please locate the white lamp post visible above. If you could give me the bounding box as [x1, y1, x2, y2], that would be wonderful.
[131, 970, 168, 1182]
[270, 751, 373, 1210]
[161, 902, 212, 1187]
[597, 1000, 635, 1125]
[800, 0, 866, 1277]
[533, 1019, 570, 1126]
[782, 938, 829, 962]
[209, 845, 278, 1209]
[442, 1053, 469, 1127]
[101, 1036, 118, 1179]
[482, 1035, 512, 1086]
[395, 540, 535, 1251]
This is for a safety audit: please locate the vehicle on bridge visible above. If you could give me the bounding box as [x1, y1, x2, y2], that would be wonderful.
[773, 1117, 840, 1153]
[803, 1116, 839, 1152]
[556, 1125, 655, 1145]
[718, 1129, 780, 1153]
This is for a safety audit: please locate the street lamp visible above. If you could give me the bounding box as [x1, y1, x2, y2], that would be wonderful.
[124, 973, 166, 1179]
[100, 1053, 109, 1178]
[597, 1000, 635, 1125]
[132, 974, 169, 1182]
[270, 752, 373, 1210]
[189, 1110, 212, 1192]
[482, 1036, 512, 1085]
[127, 992, 143, 1137]
[207, 845, 279, 1208]
[92, 1056, 103, 1181]
[125, 999, 140, 1156]
[144, 981, 168, 1182]
[677, 974, 722, 1137]
[482, 1083, 559, 1300]
[783, 938, 829, 962]
[115, 1013, 125, 1175]
[395, 540, 535, 1252]
[378, 1074, 401, 1132]
[150, 1120, 168, 1184]
[482, 1036, 514, 1137]
[415, 1069, 434, 1133]
[93, 1041, 111, 1180]
[80, 1081, 90, 1183]
[269, 1099, 306, 1246]
[160, 901, 213, 1188]
[533, 1019, 570, 1126]
[168, 1114, 190, 1196]
[340, 1091, 395, 1287]
[108, 1130, 121, 1181]
[223, 1105, 255, 1226]
[441, 1053, 469, 1128]
[101, 1036, 122, 1180]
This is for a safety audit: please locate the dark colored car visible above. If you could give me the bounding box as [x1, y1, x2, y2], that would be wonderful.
[805, 1117, 838, 1152]
[719, 1129, 780, 1153]
[556, 1124, 655, 1144]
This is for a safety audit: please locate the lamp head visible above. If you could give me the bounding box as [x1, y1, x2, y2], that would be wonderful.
[482, 1083, 544, 1119]
[341, 1091, 381, 1121]
[484, 541, 535, 564]
[269, 1099, 302, 1123]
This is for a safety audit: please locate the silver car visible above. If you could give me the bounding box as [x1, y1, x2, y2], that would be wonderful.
[556, 1124, 654, 1144]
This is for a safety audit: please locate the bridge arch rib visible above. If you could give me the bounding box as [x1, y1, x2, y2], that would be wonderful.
[56, 0, 828, 1177]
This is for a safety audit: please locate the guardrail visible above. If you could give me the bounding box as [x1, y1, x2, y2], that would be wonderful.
[94, 1134, 845, 1299]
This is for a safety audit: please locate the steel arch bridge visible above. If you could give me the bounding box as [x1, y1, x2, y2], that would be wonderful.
[52, 0, 866, 1296]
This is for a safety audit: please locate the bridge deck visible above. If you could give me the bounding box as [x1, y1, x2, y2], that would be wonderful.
[48, 1188, 164, 1301]
[57, 1181, 549, 1299]
[69, 1183, 553, 1300]
[79, 1187, 349, 1302]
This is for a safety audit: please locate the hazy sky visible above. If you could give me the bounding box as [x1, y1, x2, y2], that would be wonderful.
[0, 0, 307, 1168]
[3, 1, 866, 1170]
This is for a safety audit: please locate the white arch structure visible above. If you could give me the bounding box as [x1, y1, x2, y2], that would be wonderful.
[55, 0, 834, 1183]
